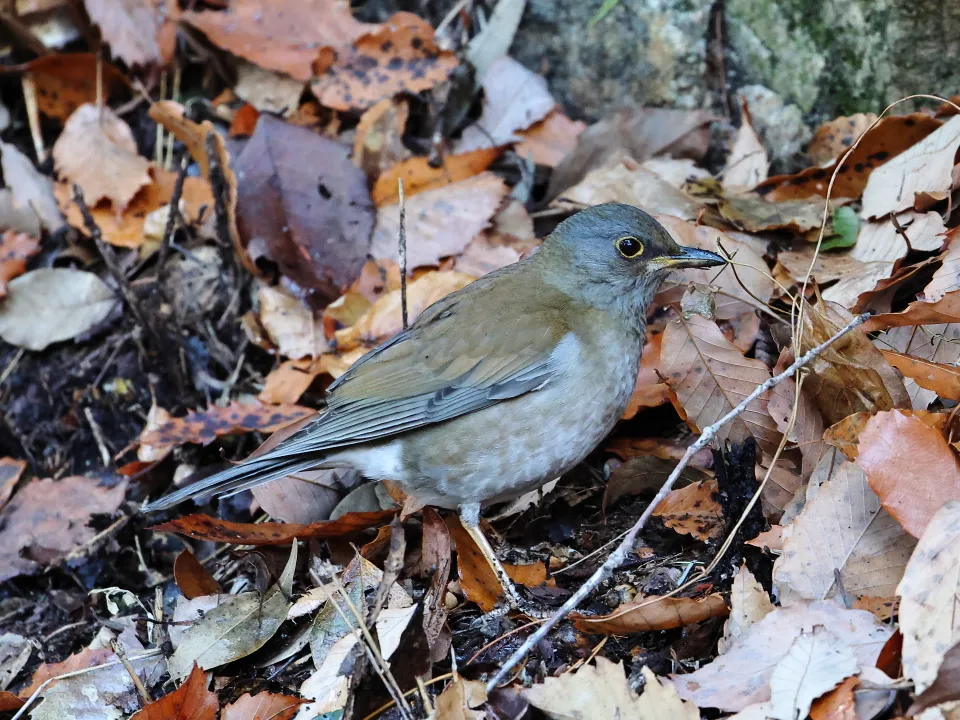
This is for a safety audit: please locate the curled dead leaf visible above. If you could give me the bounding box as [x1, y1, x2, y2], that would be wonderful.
[571, 593, 728, 634]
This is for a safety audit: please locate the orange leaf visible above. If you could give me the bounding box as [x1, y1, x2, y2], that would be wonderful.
[881, 349, 960, 402]
[825, 409, 948, 460]
[515, 109, 587, 167]
[372, 147, 503, 206]
[311, 12, 457, 111]
[855, 409, 960, 537]
[809, 675, 858, 720]
[173, 549, 221, 599]
[138, 401, 314, 448]
[0, 692, 23, 711]
[653, 479, 724, 542]
[151, 510, 396, 546]
[258, 359, 322, 405]
[622, 332, 673, 419]
[14, 53, 129, 121]
[571, 593, 728, 634]
[132, 664, 217, 719]
[222, 691, 305, 720]
[0, 231, 40, 297]
[19, 648, 114, 698]
[228, 103, 260, 138]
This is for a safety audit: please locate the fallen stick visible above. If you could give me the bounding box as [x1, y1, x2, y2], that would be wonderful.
[486, 311, 870, 691]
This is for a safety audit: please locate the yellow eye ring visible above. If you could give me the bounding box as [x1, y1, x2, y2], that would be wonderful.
[615, 236, 644, 258]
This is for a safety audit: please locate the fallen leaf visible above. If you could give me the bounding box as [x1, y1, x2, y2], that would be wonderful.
[861, 115, 960, 219]
[55, 168, 213, 248]
[922, 227, 960, 302]
[311, 12, 457, 111]
[432, 677, 487, 720]
[855, 409, 960, 537]
[235, 115, 374, 301]
[799, 302, 909, 425]
[151, 510, 395, 546]
[353, 98, 410, 180]
[524, 658, 698, 720]
[233, 60, 305, 115]
[746, 525, 784, 552]
[334, 270, 475, 350]
[0, 141, 64, 232]
[911, 640, 960, 713]
[571, 593, 728, 634]
[882, 350, 960, 404]
[807, 113, 878, 166]
[183, 0, 376, 81]
[0, 692, 23, 711]
[515, 109, 587, 167]
[755, 113, 942, 202]
[808, 675, 858, 720]
[879, 323, 960, 409]
[767, 627, 858, 720]
[768, 351, 826, 479]
[296, 632, 356, 718]
[223, 692, 305, 720]
[455, 231, 526, 278]
[772, 461, 915, 605]
[0, 268, 117, 351]
[52, 103, 151, 211]
[719, 564, 775, 654]
[0, 457, 26, 512]
[132, 664, 218, 719]
[603, 455, 711, 510]
[371, 148, 502, 206]
[659, 311, 781, 454]
[621, 332, 674, 418]
[17, 53, 128, 121]
[864, 290, 960, 332]
[256, 283, 329, 359]
[686, 177, 828, 234]
[672, 600, 892, 712]
[456, 56, 555, 152]
[0, 475, 126, 582]
[251, 468, 361, 524]
[259, 359, 322, 405]
[0, 633, 30, 692]
[139, 401, 314, 449]
[897, 500, 960, 694]
[173, 549, 221, 600]
[653, 479, 724, 542]
[724, 101, 768, 190]
[229, 103, 261, 137]
[167, 543, 297, 679]
[547, 106, 713, 200]
[554, 156, 703, 220]
[83, 0, 178, 66]
[0, 231, 39, 298]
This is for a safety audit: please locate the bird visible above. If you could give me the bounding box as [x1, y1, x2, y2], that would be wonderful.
[143, 203, 724, 609]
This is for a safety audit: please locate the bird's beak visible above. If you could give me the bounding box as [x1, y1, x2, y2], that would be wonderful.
[657, 246, 726, 269]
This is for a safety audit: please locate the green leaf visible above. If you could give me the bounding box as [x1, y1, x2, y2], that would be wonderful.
[821, 206, 859, 252]
[588, 0, 622, 28]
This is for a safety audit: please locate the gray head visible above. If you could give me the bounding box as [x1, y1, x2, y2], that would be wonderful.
[537, 203, 724, 329]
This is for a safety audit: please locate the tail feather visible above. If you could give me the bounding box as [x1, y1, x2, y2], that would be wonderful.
[141, 456, 321, 513]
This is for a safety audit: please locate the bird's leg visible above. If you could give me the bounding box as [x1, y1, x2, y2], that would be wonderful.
[458, 503, 528, 613]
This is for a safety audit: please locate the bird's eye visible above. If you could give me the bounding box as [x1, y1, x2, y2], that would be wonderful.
[615, 236, 644, 259]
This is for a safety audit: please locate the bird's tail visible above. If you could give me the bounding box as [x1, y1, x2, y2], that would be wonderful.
[140, 455, 322, 513]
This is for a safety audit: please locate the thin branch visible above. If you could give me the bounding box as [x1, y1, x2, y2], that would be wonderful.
[157, 152, 189, 297]
[109, 639, 152, 706]
[398, 178, 409, 330]
[486, 312, 870, 691]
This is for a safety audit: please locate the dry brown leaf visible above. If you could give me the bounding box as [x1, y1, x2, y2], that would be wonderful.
[768, 352, 826, 479]
[353, 98, 410, 180]
[622, 332, 674, 418]
[432, 677, 487, 720]
[878, 323, 960, 408]
[659, 311, 781, 454]
[222, 691, 304, 720]
[173, 549, 221, 600]
[233, 60, 304, 115]
[855, 409, 960, 538]
[17, 53, 128, 121]
[861, 115, 960, 219]
[799, 302, 909, 425]
[256, 283, 329, 359]
[864, 290, 960, 332]
[910, 640, 960, 714]
[259, 359, 321, 405]
[515, 109, 587, 167]
[0, 231, 39, 298]
[746, 525, 784, 552]
[773, 461, 915, 605]
[807, 113, 879, 166]
[882, 350, 960, 404]
[0, 476, 127, 582]
[371, 148, 503, 207]
[84, 0, 178, 66]
[251, 468, 359, 524]
[52, 104, 150, 211]
[672, 600, 893, 712]
[823, 409, 947, 460]
[0, 142, 63, 233]
[719, 564, 775, 655]
[55, 168, 213, 248]
[455, 232, 524, 278]
[571, 593, 727, 634]
[228, 104, 260, 138]
[897, 500, 960, 694]
[686, 178, 830, 234]
[755, 113, 942, 202]
[653, 479, 724, 542]
[0, 457, 26, 512]
[335, 270, 474, 351]
[808, 675, 859, 720]
[371, 173, 506, 269]
[922, 227, 960, 302]
[138, 401, 314, 449]
[456, 56, 555, 152]
[183, 0, 375, 81]
[312, 12, 457, 111]
[724, 101, 768, 190]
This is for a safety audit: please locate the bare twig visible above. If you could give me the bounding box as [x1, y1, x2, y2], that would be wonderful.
[366, 516, 405, 628]
[109, 639, 152, 706]
[83, 407, 112, 467]
[486, 312, 870, 691]
[157, 153, 189, 295]
[398, 179, 409, 330]
[21, 74, 44, 163]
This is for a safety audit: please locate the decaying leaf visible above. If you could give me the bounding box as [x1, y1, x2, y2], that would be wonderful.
[251, 468, 361, 525]
[235, 114, 375, 301]
[882, 350, 960, 404]
[524, 658, 699, 720]
[911, 640, 960, 714]
[0, 141, 64, 232]
[0, 268, 117, 351]
[772, 461, 915, 605]
[603, 455, 711, 509]
[353, 98, 410, 180]
[0, 231, 40, 298]
[515, 109, 587, 167]
[173, 549, 221, 600]
[659, 312, 780, 454]
[139, 401, 314, 449]
[312, 12, 457, 110]
[233, 60, 305, 115]
[855, 409, 960, 538]
[724, 102, 768, 190]
[571, 593, 728, 634]
[256, 283, 329, 359]
[806, 113, 878, 166]
[52, 103, 151, 211]
[222, 692, 305, 720]
[653, 479, 724, 542]
[672, 600, 892, 712]
[371, 148, 502, 206]
[621, 332, 674, 418]
[922, 228, 960, 302]
[20, 53, 128, 121]
[83, 0, 178, 66]
[432, 677, 487, 720]
[768, 352, 827, 479]
[719, 564, 775, 655]
[132, 664, 218, 719]
[685, 177, 829, 234]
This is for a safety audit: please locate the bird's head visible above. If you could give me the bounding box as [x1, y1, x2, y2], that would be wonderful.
[537, 203, 725, 331]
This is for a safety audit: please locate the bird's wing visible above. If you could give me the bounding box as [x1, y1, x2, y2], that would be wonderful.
[279, 278, 573, 455]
